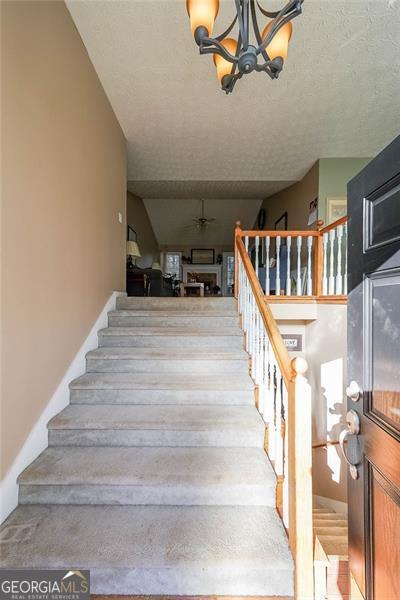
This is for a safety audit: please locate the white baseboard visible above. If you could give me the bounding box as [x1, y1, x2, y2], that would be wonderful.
[0, 291, 126, 524]
[314, 494, 348, 515]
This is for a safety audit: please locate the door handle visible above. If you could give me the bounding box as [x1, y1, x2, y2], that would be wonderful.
[339, 409, 360, 480]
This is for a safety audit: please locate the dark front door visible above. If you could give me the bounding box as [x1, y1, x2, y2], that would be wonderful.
[345, 135, 400, 599]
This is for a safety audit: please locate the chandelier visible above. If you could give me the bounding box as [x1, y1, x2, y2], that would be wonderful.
[186, 0, 303, 94]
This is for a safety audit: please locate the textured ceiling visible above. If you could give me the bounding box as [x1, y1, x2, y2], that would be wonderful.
[67, 0, 400, 188]
[143, 198, 262, 245]
[128, 179, 293, 199]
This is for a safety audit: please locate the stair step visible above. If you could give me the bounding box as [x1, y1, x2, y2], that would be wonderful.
[116, 297, 237, 311]
[70, 373, 254, 405]
[48, 405, 265, 447]
[86, 347, 249, 374]
[98, 327, 244, 348]
[108, 311, 239, 328]
[315, 535, 348, 559]
[314, 527, 348, 536]
[0, 505, 293, 595]
[313, 513, 346, 520]
[314, 519, 347, 528]
[18, 446, 276, 506]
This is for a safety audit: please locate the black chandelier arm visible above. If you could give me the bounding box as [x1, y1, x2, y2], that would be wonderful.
[221, 71, 242, 94]
[255, 5, 300, 56]
[256, 0, 283, 19]
[213, 14, 238, 42]
[199, 38, 239, 64]
[229, 31, 242, 76]
[250, 0, 271, 63]
[234, 0, 247, 49]
[257, 0, 303, 19]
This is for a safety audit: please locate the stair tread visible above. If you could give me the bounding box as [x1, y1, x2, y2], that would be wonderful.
[109, 310, 238, 317]
[48, 404, 264, 432]
[87, 348, 248, 360]
[99, 326, 243, 336]
[70, 372, 254, 390]
[0, 505, 293, 595]
[18, 446, 275, 487]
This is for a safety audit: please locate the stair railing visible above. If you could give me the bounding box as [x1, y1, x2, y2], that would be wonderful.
[236, 216, 347, 299]
[235, 222, 314, 600]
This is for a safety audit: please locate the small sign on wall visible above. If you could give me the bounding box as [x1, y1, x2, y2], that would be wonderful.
[282, 334, 303, 352]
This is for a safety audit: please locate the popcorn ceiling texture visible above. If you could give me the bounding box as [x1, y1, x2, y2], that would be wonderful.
[67, 0, 400, 184]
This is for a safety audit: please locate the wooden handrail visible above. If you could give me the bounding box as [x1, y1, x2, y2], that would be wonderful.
[320, 215, 348, 234]
[236, 235, 294, 387]
[240, 229, 320, 238]
[236, 232, 314, 600]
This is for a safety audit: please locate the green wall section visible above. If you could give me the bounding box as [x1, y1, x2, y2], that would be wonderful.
[318, 157, 371, 223]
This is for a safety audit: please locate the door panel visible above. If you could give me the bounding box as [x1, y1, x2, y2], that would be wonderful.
[366, 269, 400, 434]
[369, 465, 400, 600]
[347, 135, 400, 599]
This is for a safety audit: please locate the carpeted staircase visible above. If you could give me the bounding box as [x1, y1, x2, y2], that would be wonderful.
[0, 297, 293, 596]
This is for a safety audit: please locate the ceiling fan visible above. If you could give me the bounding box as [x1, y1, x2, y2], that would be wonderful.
[185, 199, 217, 231]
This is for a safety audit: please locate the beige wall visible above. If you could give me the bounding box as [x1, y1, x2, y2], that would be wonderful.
[257, 162, 319, 230]
[1, 0, 126, 477]
[127, 192, 159, 268]
[306, 304, 347, 503]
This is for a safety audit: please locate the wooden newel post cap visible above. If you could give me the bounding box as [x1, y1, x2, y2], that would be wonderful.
[291, 356, 308, 376]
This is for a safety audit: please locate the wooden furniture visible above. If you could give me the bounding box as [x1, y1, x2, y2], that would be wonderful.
[126, 269, 149, 296]
[179, 282, 204, 297]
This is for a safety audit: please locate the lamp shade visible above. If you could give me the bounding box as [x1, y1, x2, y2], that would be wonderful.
[213, 38, 237, 82]
[262, 21, 292, 61]
[152, 261, 162, 271]
[187, 0, 219, 37]
[126, 241, 141, 258]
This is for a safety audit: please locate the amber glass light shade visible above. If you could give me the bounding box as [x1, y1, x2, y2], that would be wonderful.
[262, 20, 292, 60]
[213, 38, 237, 83]
[187, 0, 219, 37]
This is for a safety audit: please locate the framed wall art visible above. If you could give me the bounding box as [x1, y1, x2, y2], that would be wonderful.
[191, 248, 215, 264]
[326, 197, 347, 224]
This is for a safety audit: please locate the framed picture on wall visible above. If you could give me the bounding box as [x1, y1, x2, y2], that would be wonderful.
[307, 199, 318, 226]
[191, 248, 215, 264]
[326, 197, 347, 224]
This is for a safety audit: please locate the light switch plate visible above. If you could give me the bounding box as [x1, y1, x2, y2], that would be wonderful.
[118, 212, 123, 224]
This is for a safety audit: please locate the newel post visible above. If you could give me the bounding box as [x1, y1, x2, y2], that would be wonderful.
[288, 357, 314, 600]
[234, 221, 242, 300]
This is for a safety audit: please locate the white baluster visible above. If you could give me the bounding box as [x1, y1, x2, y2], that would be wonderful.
[296, 236, 302, 296]
[253, 306, 258, 381]
[343, 223, 348, 295]
[336, 225, 343, 295]
[265, 236, 270, 295]
[322, 232, 328, 295]
[268, 359, 276, 461]
[282, 384, 289, 529]
[255, 235, 259, 278]
[328, 229, 336, 295]
[286, 236, 291, 296]
[275, 371, 284, 477]
[307, 236, 313, 296]
[276, 236, 281, 296]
